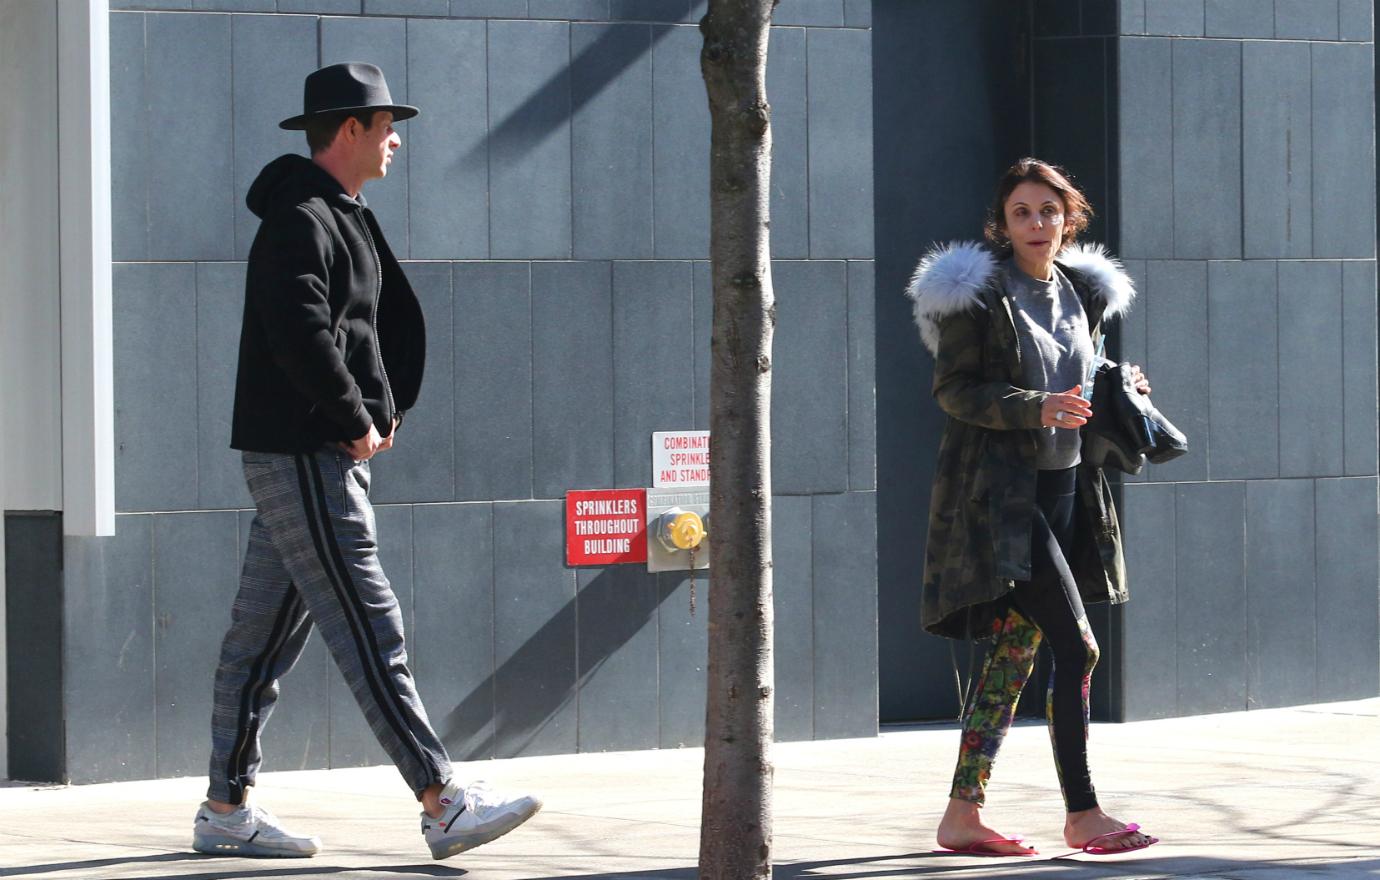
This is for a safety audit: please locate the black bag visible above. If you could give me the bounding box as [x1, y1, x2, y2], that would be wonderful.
[1081, 360, 1189, 475]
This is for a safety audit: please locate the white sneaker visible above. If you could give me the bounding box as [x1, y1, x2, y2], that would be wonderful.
[421, 780, 542, 860]
[192, 801, 321, 858]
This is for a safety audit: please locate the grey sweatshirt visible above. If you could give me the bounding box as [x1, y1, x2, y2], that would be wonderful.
[1004, 259, 1094, 470]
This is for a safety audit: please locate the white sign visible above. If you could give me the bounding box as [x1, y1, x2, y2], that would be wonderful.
[652, 430, 710, 488]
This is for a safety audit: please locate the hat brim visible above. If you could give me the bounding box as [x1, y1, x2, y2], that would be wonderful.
[279, 103, 420, 131]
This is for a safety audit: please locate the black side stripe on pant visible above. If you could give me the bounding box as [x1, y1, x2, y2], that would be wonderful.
[225, 586, 304, 803]
[293, 454, 438, 781]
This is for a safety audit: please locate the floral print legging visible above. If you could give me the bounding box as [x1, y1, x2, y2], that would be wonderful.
[949, 467, 1102, 813]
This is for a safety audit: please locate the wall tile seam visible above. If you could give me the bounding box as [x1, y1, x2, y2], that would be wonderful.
[803, 27, 812, 259]
[149, 515, 161, 777]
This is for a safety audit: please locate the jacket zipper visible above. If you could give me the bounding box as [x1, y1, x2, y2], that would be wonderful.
[358, 208, 396, 428]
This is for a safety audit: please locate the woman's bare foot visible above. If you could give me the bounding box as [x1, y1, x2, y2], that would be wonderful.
[936, 797, 1037, 855]
[1064, 807, 1157, 852]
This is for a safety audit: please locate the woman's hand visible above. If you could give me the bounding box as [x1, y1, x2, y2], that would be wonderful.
[1041, 385, 1093, 428]
[1129, 364, 1152, 395]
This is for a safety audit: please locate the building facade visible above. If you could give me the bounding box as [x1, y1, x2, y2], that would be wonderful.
[3, 0, 1376, 785]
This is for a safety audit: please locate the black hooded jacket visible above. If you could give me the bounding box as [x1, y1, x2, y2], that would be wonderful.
[231, 154, 425, 453]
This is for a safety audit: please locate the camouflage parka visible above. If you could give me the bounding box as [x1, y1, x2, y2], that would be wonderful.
[906, 241, 1136, 640]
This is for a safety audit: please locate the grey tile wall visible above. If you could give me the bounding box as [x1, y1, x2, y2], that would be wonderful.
[811, 491, 877, 739]
[1175, 481, 1246, 715]
[1244, 480, 1316, 708]
[232, 14, 319, 260]
[406, 18, 489, 260]
[531, 261, 614, 497]
[1120, 0, 1147, 33]
[1207, 261, 1278, 480]
[492, 500, 577, 757]
[488, 20, 573, 258]
[92, 4, 878, 781]
[1119, 38, 1173, 259]
[453, 262, 534, 501]
[1242, 40, 1311, 260]
[652, 25, 710, 259]
[768, 27, 810, 259]
[1315, 478, 1380, 701]
[611, 261, 695, 489]
[113, 263, 200, 512]
[1206, 0, 1274, 37]
[412, 502, 496, 761]
[574, 566, 661, 751]
[773, 495, 815, 742]
[1339, 0, 1373, 39]
[772, 261, 849, 495]
[1342, 261, 1378, 476]
[63, 520, 157, 782]
[153, 512, 241, 778]
[847, 261, 877, 491]
[807, 28, 874, 259]
[195, 264, 253, 510]
[369, 262, 455, 502]
[1143, 260, 1208, 482]
[571, 24, 655, 259]
[1278, 260, 1344, 477]
[1312, 43, 1376, 259]
[657, 570, 708, 748]
[1171, 39, 1241, 260]
[1275, 0, 1338, 38]
[1146, 0, 1205, 35]
[1120, 484, 1178, 719]
[110, 13, 149, 262]
[146, 14, 235, 261]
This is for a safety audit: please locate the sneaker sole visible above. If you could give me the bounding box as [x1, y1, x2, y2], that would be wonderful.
[193, 831, 319, 858]
[428, 799, 543, 860]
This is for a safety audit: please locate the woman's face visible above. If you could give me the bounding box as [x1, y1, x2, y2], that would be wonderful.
[1002, 181, 1066, 266]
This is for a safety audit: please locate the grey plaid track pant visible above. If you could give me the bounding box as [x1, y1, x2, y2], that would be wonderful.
[207, 448, 452, 803]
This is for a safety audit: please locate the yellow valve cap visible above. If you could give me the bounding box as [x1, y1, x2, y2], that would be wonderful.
[667, 511, 706, 550]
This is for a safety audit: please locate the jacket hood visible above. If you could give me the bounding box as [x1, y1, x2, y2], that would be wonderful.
[246, 154, 356, 219]
[904, 240, 1136, 356]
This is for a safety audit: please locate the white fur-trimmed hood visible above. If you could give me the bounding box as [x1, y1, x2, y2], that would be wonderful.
[904, 241, 1136, 356]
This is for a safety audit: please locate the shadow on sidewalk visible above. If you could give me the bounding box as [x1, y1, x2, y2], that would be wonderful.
[4, 851, 465, 879]
[8, 851, 1380, 880]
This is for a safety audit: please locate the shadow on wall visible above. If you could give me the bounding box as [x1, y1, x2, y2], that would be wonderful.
[439, 567, 692, 761]
[466, 23, 678, 168]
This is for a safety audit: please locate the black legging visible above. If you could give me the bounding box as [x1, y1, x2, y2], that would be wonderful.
[949, 466, 1101, 811]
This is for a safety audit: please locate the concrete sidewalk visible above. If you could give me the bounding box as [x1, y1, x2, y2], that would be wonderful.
[1, 699, 1376, 879]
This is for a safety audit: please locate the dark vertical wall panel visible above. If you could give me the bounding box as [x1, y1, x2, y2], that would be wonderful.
[1278, 260, 1344, 477]
[1176, 482, 1247, 715]
[5, 513, 65, 781]
[1312, 42, 1376, 258]
[807, 27, 874, 258]
[1343, 261, 1379, 476]
[1119, 485, 1178, 720]
[873, 0, 1030, 722]
[772, 495, 814, 742]
[575, 566, 661, 751]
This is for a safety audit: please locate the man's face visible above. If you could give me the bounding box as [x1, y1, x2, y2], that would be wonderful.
[352, 111, 400, 182]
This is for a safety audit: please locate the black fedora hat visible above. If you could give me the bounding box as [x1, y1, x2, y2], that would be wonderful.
[279, 62, 420, 130]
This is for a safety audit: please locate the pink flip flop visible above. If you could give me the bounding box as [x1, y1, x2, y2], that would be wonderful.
[935, 834, 1038, 857]
[1080, 822, 1160, 855]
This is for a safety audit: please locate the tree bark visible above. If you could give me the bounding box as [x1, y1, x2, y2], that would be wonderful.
[698, 2, 776, 879]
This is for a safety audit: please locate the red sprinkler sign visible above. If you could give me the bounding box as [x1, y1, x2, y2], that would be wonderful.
[565, 489, 648, 566]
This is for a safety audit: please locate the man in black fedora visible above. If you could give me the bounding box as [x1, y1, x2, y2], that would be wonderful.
[193, 61, 541, 861]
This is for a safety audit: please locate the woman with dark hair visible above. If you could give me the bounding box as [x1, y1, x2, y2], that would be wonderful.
[906, 158, 1159, 856]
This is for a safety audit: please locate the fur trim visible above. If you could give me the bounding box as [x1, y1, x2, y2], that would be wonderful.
[904, 240, 1136, 356]
[1055, 242, 1136, 320]
[905, 241, 995, 356]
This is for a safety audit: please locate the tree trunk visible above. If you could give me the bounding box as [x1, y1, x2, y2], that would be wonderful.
[698, 2, 776, 879]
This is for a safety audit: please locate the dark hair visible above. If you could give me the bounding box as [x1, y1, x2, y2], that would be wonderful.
[304, 109, 379, 155]
[983, 157, 1093, 249]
